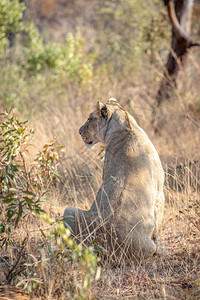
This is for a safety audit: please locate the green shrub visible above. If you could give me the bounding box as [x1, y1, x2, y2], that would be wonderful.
[24, 25, 93, 82]
[0, 0, 93, 112]
[0, 0, 25, 52]
[0, 111, 61, 247]
[36, 215, 101, 299]
[93, 0, 169, 77]
[0, 111, 100, 298]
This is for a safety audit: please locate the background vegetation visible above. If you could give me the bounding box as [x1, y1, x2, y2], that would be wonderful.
[0, 0, 199, 299]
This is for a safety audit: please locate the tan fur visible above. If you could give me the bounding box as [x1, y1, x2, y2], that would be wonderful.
[64, 100, 165, 262]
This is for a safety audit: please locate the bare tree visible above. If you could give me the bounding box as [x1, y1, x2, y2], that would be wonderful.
[156, 0, 200, 105]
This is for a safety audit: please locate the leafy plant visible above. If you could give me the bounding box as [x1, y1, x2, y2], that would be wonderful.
[0, 0, 25, 52]
[0, 112, 100, 298]
[14, 214, 101, 298]
[44, 215, 100, 299]
[93, 0, 169, 76]
[24, 26, 93, 83]
[0, 112, 61, 247]
[0, 0, 94, 112]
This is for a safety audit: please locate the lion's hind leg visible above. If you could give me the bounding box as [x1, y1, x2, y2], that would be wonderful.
[63, 207, 92, 242]
[132, 235, 157, 261]
[114, 224, 157, 262]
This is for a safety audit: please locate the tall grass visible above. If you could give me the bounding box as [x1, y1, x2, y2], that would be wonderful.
[1, 107, 200, 298]
[0, 95, 200, 298]
[0, 0, 200, 298]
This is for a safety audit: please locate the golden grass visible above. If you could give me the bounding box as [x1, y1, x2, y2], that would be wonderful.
[0, 54, 200, 299]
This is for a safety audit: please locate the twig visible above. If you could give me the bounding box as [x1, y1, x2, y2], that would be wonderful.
[189, 42, 200, 48]
[186, 114, 200, 129]
[6, 237, 28, 284]
[19, 151, 30, 190]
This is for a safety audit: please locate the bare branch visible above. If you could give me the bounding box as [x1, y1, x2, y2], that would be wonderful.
[186, 114, 200, 129]
[166, 0, 200, 48]
[155, 0, 199, 107]
[167, 0, 191, 43]
[189, 42, 200, 48]
[6, 237, 28, 284]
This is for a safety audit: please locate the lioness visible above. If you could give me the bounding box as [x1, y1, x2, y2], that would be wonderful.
[64, 99, 165, 262]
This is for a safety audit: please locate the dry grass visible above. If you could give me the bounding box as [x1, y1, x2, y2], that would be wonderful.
[1, 2, 200, 296]
[1, 82, 200, 298]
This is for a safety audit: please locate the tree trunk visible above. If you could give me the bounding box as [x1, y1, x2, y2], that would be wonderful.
[156, 0, 198, 105]
[6, 0, 26, 47]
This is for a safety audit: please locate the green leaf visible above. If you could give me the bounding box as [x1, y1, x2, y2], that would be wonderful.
[95, 267, 101, 281]
[95, 244, 107, 253]
[7, 173, 14, 180]
[0, 223, 5, 233]
[40, 229, 46, 238]
[7, 209, 15, 221]
[15, 202, 23, 227]
[34, 205, 45, 214]
[48, 244, 54, 256]
[9, 188, 18, 192]
[23, 196, 34, 203]
[62, 215, 74, 232]
[63, 222, 73, 233]
[2, 193, 15, 203]
[92, 237, 99, 244]
[3, 198, 15, 204]
[62, 215, 74, 222]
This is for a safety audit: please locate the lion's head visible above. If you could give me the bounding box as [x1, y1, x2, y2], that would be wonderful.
[79, 99, 127, 148]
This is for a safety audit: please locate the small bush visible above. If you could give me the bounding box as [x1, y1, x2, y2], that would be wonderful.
[93, 0, 169, 77]
[24, 25, 93, 83]
[0, 111, 61, 247]
[0, 0, 25, 52]
[0, 0, 94, 112]
[0, 111, 100, 298]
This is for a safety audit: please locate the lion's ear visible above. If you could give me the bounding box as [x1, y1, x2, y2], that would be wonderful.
[100, 105, 108, 119]
[96, 101, 110, 119]
[96, 101, 104, 112]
